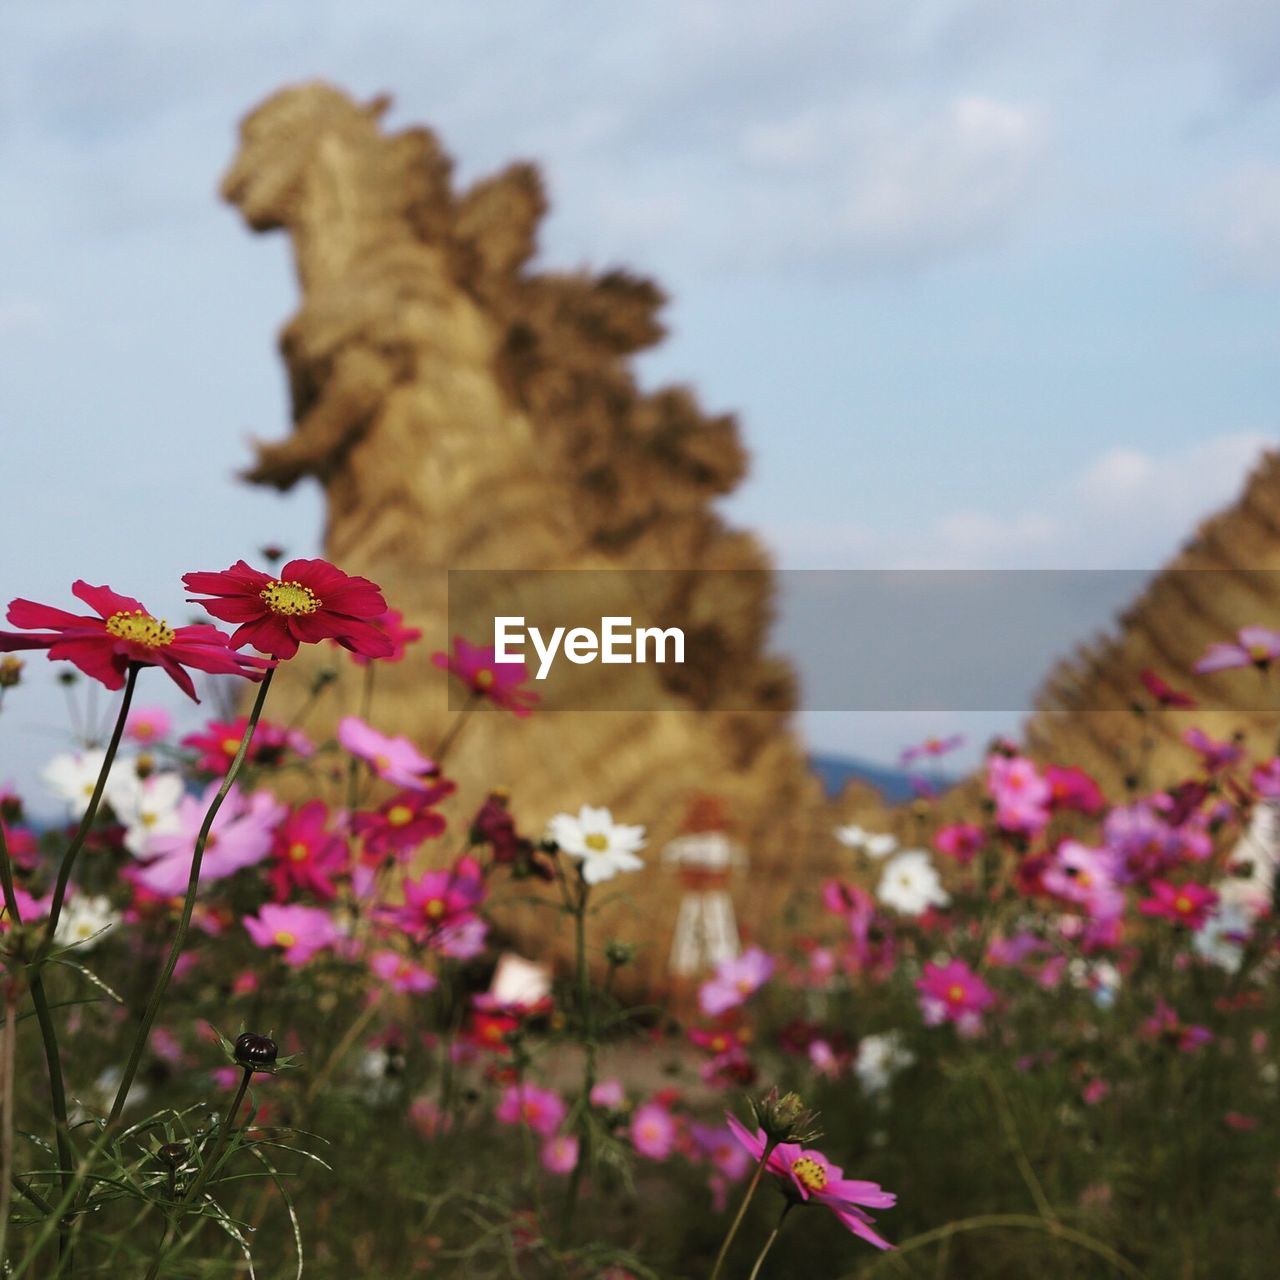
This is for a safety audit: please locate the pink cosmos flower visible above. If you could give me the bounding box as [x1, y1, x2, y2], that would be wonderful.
[131, 781, 285, 896]
[899, 734, 964, 766]
[432, 636, 538, 717]
[541, 1134, 579, 1174]
[1194, 627, 1280, 674]
[126, 707, 172, 743]
[1183, 728, 1244, 773]
[986, 755, 1051, 835]
[1141, 999, 1212, 1052]
[269, 800, 348, 901]
[1042, 840, 1124, 922]
[916, 958, 996, 1033]
[698, 946, 774, 1017]
[1251, 758, 1280, 797]
[342, 608, 422, 667]
[726, 1115, 895, 1250]
[352, 782, 455, 861]
[934, 822, 984, 866]
[183, 715, 314, 774]
[369, 949, 437, 994]
[690, 1123, 752, 1182]
[337, 716, 437, 790]
[243, 903, 338, 965]
[495, 1084, 565, 1137]
[1138, 879, 1218, 930]
[630, 1102, 678, 1160]
[391, 856, 486, 943]
[184, 558, 393, 660]
[590, 1079, 626, 1110]
[0, 581, 262, 701]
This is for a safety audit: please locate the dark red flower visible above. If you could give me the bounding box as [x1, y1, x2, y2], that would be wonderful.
[1140, 668, 1197, 709]
[0, 581, 261, 701]
[183, 558, 394, 661]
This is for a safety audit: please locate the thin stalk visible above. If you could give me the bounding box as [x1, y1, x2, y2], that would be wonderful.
[747, 1203, 793, 1280]
[434, 690, 480, 764]
[304, 988, 386, 1105]
[709, 1139, 778, 1280]
[42, 664, 139, 946]
[557, 876, 595, 1246]
[108, 667, 275, 1127]
[181, 1068, 252, 1207]
[0, 986, 18, 1268]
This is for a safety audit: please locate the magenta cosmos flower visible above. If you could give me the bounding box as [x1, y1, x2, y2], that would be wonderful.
[184, 558, 394, 660]
[352, 782, 455, 861]
[269, 799, 348, 901]
[368, 950, 437, 994]
[726, 1115, 895, 1250]
[1139, 879, 1218, 930]
[243, 902, 338, 966]
[631, 1102, 679, 1160]
[495, 1083, 565, 1137]
[916, 958, 996, 1032]
[698, 946, 775, 1017]
[432, 637, 538, 717]
[391, 856, 486, 941]
[1195, 627, 1280, 674]
[0, 581, 261, 701]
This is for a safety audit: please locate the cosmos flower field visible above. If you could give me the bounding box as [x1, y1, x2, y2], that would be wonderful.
[0, 559, 1278, 1277]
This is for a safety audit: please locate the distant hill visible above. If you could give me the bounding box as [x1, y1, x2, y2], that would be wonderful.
[808, 752, 949, 804]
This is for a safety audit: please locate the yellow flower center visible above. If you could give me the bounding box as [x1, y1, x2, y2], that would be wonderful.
[474, 669, 495, 690]
[1174, 894, 1192, 914]
[1248, 643, 1271, 663]
[584, 833, 609, 854]
[259, 580, 321, 616]
[374, 754, 391, 771]
[105, 610, 175, 648]
[273, 930, 297, 948]
[947, 983, 966, 1003]
[424, 899, 445, 920]
[791, 1156, 828, 1193]
[221, 738, 241, 756]
[387, 804, 414, 828]
[289, 842, 309, 863]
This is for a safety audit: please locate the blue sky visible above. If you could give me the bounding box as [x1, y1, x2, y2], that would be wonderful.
[3, 1, 1280, 801]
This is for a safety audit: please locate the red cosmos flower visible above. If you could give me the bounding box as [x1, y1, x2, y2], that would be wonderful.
[0, 581, 261, 701]
[183, 715, 314, 774]
[269, 800, 348, 901]
[183, 559, 394, 661]
[432, 637, 538, 717]
[352, 782, 456, 861]
[1044, 764, 1105, 815]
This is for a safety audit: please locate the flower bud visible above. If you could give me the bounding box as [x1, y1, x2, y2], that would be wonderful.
[0, 656, 23, 688]
[233, 1031, 279, 1070]
[158, 1141, 188, 1167]
[749, 1086, 822, 1145]
[604, 940, 636, 968]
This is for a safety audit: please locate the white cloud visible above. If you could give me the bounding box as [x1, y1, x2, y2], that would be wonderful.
[732, 94, 1047, 271]
[765, 432, 1271, 569]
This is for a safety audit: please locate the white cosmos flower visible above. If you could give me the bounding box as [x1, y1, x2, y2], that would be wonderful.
[834, 824, 898, 859]
[877, 849, 950, 916]
[855, 1031, 915, 1094]
[548, 805, 646, 885]
[53, 895, 119, 951]
[42, 750, 142, 818]
[1194, 902, 1251, 973]
[115, 772, 186, 857]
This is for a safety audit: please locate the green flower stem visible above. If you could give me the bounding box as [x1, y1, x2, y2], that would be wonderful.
[708, 1137, 778, 1280]
[557, 874, 595, 1247]
[746, 1203, 793, 1280]
[107, 667, 275, 1128]
[434, 689, 480, 765]
[180, 1066, 252, 1208]
[0, 985, 18, 1270]
[41, 664, 139, 948]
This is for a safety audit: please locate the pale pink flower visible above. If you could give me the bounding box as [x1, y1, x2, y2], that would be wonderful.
[337, 716, 438, 790]
[243, 903, 338, 966]
[698, 946, 774, 1017]
[630, 1102, 678, 1160]
[496, 1084, 565, 1138]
